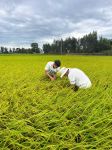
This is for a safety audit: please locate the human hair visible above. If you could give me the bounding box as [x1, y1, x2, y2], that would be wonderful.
[54, 60, 61, 67]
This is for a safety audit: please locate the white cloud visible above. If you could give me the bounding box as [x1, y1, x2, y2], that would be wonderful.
[0, 0, 112, 47]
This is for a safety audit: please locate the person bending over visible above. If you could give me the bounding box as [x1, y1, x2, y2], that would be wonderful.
[59, 67, 92, 91]
[45, 60, 61, 81]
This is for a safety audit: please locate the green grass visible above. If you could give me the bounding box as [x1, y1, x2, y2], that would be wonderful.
[0, 54, 112, 150]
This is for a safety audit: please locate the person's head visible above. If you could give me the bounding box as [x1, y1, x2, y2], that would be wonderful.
[59, 67, 69, 78]
[53, 60, 61, 68]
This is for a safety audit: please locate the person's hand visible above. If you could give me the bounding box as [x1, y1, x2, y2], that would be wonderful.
[74, 85, 79, 91]
[51, 77, 55, 81]
[53, 76, 56, 80]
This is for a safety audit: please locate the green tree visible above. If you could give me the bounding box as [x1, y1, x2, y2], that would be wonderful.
[43, 43, 51, 53]
[9, 48, 12, 53]
[80, 31, 98, 53]
[63, 37, 77, 53]
[31, 43, 40, 53]
[1, 47, 4, 53]
[97, 37, 111, 52]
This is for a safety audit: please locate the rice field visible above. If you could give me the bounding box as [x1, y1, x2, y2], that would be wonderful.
[0, 54, 112, 150]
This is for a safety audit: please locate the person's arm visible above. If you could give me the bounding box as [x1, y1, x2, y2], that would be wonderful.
[52, 73, 56, 80]
[73, 85, 79, 91]
[69, 79, 79, 91]
[45, 70, 55, 80]
[69, 84, 79, 91]
[45, 62, 55, 80]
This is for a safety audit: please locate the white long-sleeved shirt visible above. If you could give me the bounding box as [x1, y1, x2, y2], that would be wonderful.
[45, 61, 60, 74]
[68, 68, 92, 88]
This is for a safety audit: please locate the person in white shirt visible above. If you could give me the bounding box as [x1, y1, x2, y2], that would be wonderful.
[45, 60, 61, 80]
[59, 67, 92, 91]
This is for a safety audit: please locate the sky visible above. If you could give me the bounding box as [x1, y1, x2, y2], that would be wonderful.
[0, 0, 112, 48]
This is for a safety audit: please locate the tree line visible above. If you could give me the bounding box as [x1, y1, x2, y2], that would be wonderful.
[43, 31, 112, 54]
[0, 43, 40, 54]
[0, 31, 112, 54]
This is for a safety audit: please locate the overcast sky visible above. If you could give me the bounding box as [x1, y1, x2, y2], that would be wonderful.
[0, 0, 112, 48]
